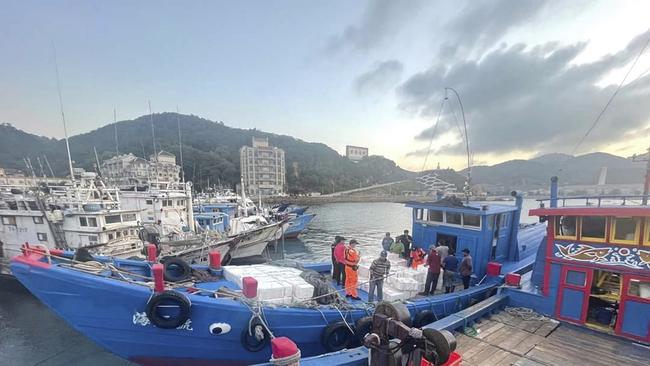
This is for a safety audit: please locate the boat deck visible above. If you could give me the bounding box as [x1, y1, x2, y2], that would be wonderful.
[454, 309, 650, 366]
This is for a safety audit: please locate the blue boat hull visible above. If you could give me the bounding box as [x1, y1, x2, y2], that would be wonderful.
[283, 213, 315, 238]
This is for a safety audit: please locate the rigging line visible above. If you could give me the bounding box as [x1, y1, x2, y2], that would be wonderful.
[571, 34, 650, 155]
[449, 100, 465, 142]
[420, 99, 447, 173]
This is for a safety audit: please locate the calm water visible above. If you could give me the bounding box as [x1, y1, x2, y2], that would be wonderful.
[281, 199, 541, 262]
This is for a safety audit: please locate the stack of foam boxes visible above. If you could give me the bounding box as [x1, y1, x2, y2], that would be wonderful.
[223, 265, 315, 305]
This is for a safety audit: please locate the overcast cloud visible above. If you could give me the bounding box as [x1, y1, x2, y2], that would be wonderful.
[354, 60, 404, 96]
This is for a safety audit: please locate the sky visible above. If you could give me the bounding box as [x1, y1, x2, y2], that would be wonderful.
[1, 0, 649, 171]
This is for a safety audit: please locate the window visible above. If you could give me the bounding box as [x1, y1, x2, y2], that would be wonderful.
[487, 215, 495, 230]
[105, 215, 121, 224]
[177, 200, 184, 206]
[566, 270, 586, 286]
[28, 201, 39, 210]
[415, 208, 424, 221]
[611, 217, 639, 245]
[463, 214, 481, 228]
[33, 216, 44, 224]
[2, 216, 16, 225]
[428, 210, 443, 222]
[628, 279, 650, 299]
[122, 213, 137, 222]
[87, 217, 97, 227]
[146, 199, 153, 205]
[555, 216, 577, 239]
[88, 235, 98, 244]
[500, 213, 509, 228]
[79, 217, 88, 227]
[37, 232, 48, 241]
[446, 212, 462, 225]
[116, 231, 122, 238]
[108, 233, 114, 240]
[580, 216, 606, 241]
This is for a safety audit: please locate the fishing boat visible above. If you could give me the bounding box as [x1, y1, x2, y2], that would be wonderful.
[281, 212, 316, 239]
[10, 191, 545, 365]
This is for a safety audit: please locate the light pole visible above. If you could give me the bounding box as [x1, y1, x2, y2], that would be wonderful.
[445, 87, 471, 203]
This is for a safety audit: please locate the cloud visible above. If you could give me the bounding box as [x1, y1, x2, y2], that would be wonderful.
[327, 0, 427, 53]
[399, 28, 650, 157]
[354, 60, 403, 95]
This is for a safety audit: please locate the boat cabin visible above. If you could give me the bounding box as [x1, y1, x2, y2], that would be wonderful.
[405, 194, 528, 279]
[194, 212, 229, 233]
[517, 178, 650, 342]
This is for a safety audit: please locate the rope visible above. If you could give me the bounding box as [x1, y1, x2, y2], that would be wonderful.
[420, 99, 446, 173]
[505, 306, 547, 321]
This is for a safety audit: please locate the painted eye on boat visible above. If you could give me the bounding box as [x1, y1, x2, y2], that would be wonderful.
[209, 322, 231, 335]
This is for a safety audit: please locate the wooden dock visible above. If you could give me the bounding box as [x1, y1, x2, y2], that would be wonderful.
[453, 309, 650, 366]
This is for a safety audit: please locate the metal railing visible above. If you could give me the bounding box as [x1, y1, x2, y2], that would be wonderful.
[536, 195, 650, 207]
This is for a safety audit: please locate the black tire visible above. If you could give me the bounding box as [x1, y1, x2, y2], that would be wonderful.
[374, 301, 412, 327]
[422, 328, 456, 364]
[241, 318, 270, 352]
[353, 316, 373, 346]
[414, 310, 436, 328]
[145, 290, 191, 329]
[321, 321, 353, 352]
[161, 257, 192, 282]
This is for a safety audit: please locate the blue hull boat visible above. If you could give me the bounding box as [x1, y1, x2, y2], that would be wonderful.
[282, 213, 316, 239]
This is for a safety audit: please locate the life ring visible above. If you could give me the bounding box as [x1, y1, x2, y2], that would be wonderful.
[353, 316, 373, 346]
[414, 310, 436, 328]
[321, 321, 354, 352]
[241, 317, 270, 352]
[145, 290, 191, 329]
[161, 257, 192, 282]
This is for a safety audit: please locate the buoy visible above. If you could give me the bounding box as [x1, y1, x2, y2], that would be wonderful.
[242, 276, 258, 298]
[209, 251, 221, 269]
[269, 337, 301, 366]
[146, 243, 157, 262]
[152, 263, 165, 292]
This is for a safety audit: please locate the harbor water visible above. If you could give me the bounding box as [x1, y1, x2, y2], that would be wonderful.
[0, 200, 541, 365]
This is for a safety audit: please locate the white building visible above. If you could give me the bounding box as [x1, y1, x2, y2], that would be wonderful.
[102, 151, 181, 187]
[240, 137, 286, 196]
[346, 145, 368, 162]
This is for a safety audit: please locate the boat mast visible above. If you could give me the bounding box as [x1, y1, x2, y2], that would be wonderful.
[148, 101, 159, 185]
[114, 107, 119, 155]
[445, 87, 471, 203]
[53, 44, 75, 184]
[176, 106, 185, 185]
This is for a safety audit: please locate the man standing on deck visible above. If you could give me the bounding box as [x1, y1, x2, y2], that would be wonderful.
[421, 246, 441, 295]
[333, 237, 347, 286]
[396, 230, 413, 260]
[435, 240, 449, 263]
[442, 250, 459, 293]
[344, 239, 361, 300]
[368, 251, 391, 302]
[381, 232, 394, 252]
[331, 235, 343, 280]
[459, 248, 473, 290]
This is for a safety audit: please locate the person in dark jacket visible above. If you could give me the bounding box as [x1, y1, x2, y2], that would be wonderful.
[381, 232, 394, 252]
[368, 251, 391, 302]
[395, 230, 413, 261]
[331, 235, 342, 280]
[459, 248, 473, 289]
[442, 249, 459, 293]
[420, 246, 441, 295]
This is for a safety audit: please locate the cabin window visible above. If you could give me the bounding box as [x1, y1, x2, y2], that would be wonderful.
[17, 201, 27, 210]
[628, 279, 650, 299]
[611, 217, 639, 245]
[79, 217, 88, 227]
[177, 200, 184, 206]
[87, 217, 97, 227]
[499, 213, 509, 228]
[108, 233, 114, 240]
[116, 231, 122, 238]
[555, 216, 577, 239]
[580, 216, 606, 241]
[37, 232, 48, 241]
[463, 214, 481, 228]
[146, 199, 153, 205]
[105, 215, 121, 224]
[446, 212, 462, 225]
[486, 215, 495, 230]
[566, 270, 586, 286]
[428, 210, 443, 222]
[122, 213, 137, 222]
[88, 235, 98, 244]
[33, 216, 44, 224]
[28, 201, 39, 210]
[415, 208, 424, 221]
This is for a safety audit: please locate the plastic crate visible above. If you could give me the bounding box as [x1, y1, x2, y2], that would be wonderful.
[420, 351, 462, 366]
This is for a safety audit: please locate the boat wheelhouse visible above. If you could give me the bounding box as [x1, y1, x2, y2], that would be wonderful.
[406, 194, 545, 280]
[506, 177, 650, 343]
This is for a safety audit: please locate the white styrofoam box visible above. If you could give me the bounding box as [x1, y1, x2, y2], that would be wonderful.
[389, 277, 419, 291]
[399, 269, 426, 284]
[358, 265, 370, 279]
[387, 252, 400, 261]
[383, 287, 408, 301]
[288, 281, 315, 299]
[263, 297, 292, 306]
[257, 281, 290, 300]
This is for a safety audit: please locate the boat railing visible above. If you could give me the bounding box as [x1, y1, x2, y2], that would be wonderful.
[536, 195, 650, 207]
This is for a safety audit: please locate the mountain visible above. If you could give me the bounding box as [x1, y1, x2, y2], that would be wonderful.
[0, 115, 413, 193]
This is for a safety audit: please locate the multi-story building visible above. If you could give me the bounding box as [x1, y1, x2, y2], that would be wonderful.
[346, 145, 368, 161]
[240, 137, 286, 196]
[102, 151, 181, 187]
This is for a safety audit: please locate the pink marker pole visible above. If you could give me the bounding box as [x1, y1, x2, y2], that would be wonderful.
[209, 251, 221, 269]
[152, 263, 165, 292]
[146, 243, 157, 262]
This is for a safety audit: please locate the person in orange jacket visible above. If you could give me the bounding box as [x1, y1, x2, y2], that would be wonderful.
[410, 246, 426, 269]
[344, 239, 361, 300]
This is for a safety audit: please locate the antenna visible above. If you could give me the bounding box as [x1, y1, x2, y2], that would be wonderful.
[93, 146, 102, 176]
[53, 43, 75, 184]
[149, 101, 159, 183]
[43, 155, 55, 177]
[176, 106, 185, 184]
[36, 157, 49, 189]
[113, 106, 119, 155]
[445, 87, 471, 203]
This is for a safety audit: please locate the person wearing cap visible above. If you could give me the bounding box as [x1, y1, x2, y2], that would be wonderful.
[459, 248, 473, 289]
[381, 232, 394, 252]
[442, 249, 459, 293]
[395, 230, 413, 260]
[435, 240, 449, 263]
[344, 239, 361, 300]
[333, 236, 347, 286]
[420, 245, 441, 295]
[331, 235, 342, 280]
[368, 251, 391, 302]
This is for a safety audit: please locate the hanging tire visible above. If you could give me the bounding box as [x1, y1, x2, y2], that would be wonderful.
[241, 317, 270, 352]
[145, 290, 191, 329]
[414, 309, 436, 328]
[422, 328, 456, 364]
[353, 316, 373, 346]
[161, 257, 192, 282]
[374, 301, 412, 327]
[321, 321, 353, 352]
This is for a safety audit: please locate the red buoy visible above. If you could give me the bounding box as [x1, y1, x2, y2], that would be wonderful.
[242, 276, 258, 299]
[209, 251, 221, 269]
[270, 337, 301, 365]
[152, 263, 165, 292]
[505, 272, 522, 287]
[486, 262, 502, 276]
[146, 243, 157, 262]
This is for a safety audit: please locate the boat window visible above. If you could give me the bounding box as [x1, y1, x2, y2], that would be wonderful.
[177, 200, 184, 206]
[108, 233, 114, 240]
[17, 201, 27, 210]
[28, 201, 39, 210]
[105, 215, 121, 224]
[37, 232, 48, 241]
[446, 212, 462, 225]
[463, 214, 481, 228]
[33, 216, 44, 224]
[566, 270, 586, 286]
[87, 217, 98, 227]
[122, 213, 137, 222]
[146, 199, 153, 205]
[116, 231, 122, 238]
[415, 208, 424, 221]
[628, 279, 650, 299]
[428, 210, 443, 222]
[611, 217, 639, 245]
[500, 213, 509, 228]
[88, 235, 98, 244]
[79, 217, 88, 227]
[555, 216, 577, 238]
[580, 216, 606, 241]
[487, 215, 495, 230]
